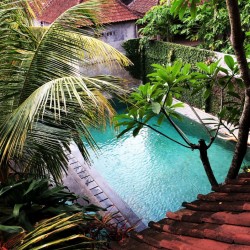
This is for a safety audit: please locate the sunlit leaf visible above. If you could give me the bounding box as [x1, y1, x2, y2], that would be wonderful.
[151, 102, 161, 114]
[224, 55, 235, 70]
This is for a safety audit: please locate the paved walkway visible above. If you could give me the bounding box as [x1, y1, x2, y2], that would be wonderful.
[63, 143, 147, 232]
[172, 99, 249, 143]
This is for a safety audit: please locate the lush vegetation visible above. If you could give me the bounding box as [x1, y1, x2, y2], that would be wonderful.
[123, 39, 215, 109]
[123, 38, 214, 78]
[0, 177, 131, 249]
[119, 0, 250, 184]
[137, 0, 250, 54]
[0, 0, 131, 248]
[0, 0, 130, 183]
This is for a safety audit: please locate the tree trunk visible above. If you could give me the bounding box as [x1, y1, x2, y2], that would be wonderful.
[227, 92, 250, 179]
[226, 0, 250, 180]
[198, 139, 218, 187]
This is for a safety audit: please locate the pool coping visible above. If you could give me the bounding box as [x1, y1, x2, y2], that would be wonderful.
[68, 142, 147, 232]
[172, 99, 243, 143]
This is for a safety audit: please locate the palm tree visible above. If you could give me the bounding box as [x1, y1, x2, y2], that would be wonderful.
[0, 0, 131, 183]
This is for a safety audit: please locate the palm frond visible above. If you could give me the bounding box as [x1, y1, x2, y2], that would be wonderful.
[0, 0, 130, 181]
[13, 213, 105, 250]
[0, 76, 124, 167]
[17, 0, 131, 104]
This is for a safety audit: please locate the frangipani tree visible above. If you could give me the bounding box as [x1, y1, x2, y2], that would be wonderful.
[171, 0, 250, 180]
[0, 0, 131, 183]
[115, 56, 244, 187]
[116, 0, 250, 185]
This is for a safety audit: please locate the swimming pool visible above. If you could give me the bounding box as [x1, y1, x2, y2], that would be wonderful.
[86, 108, 250, 225]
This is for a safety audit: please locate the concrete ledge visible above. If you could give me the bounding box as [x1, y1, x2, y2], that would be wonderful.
[173, 99, 245, 143]
[69, 143, 147, 232]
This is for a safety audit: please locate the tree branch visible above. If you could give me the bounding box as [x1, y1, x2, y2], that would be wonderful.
[135, 120, 192, 149]
[161, 108, 193, 147]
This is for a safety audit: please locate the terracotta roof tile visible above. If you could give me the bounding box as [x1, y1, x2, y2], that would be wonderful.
[36, 0, 139, 24]
[128, 0, 159, 14]
[99, 0, 139, 24]
[114, 173, 250, 249]
[36, 0, 80, 24]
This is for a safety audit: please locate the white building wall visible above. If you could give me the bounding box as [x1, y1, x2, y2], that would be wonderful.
[32, 19, 140, 85]
[100, 21, 137, 53]
[33, 20, 137, 53]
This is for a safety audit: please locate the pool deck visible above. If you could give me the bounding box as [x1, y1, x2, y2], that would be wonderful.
[63, 142, 147, 232]
[172, 99, 245, 143]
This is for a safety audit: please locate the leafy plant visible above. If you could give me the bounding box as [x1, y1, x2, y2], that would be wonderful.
[2, 212, 136, 250]
[123, 38, 215, 88]
[0, 177, 136, 249]
[136, 4, 177, 42]
[7, 213, 106, 250]
[115, 61, 191, 138]
[0, 177, 103, 234]
[115, 54, 246, 186]
[115, 62, 217, 187]
[137, 0, 250, 53]
[0, 0, 130, 183]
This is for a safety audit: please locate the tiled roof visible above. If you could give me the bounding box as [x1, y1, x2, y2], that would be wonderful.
[36, 0, 81, 24]
[36, 0, 139, 24]
[112, 173, 250, 249]
[128, 0, 159, 14]
[100, 0, 139, 24]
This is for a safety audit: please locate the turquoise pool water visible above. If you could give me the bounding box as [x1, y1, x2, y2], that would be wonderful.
[86, 110, 250, 225]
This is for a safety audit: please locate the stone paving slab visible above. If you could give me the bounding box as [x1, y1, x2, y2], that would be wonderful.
[63, 144, 147, 232]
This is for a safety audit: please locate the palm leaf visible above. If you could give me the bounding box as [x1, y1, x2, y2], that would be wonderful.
[14, 213, 105, 250]
[0, 76, 119, 161]
[17, 0, 131, 104]
[0, 0, 131, 181]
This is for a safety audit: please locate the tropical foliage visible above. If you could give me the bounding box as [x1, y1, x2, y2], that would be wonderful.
[0, 0, 130, 183]
[9, 213, 105, 250]
[121, 0, 250, 181]
[0, 177, 132, 249]
[136, 4, 177, 42]
[0, 177, 101, 232]
[137, 0, 250, 53]
[170, 0, 250, 180]
[0, 1, 134, 248]
[115, 54, 246, 186]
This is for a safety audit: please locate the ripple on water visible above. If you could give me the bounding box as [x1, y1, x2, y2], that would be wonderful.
[87, 116, 250, 225]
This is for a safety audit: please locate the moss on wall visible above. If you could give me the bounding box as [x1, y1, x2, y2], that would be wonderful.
[123, 39, 215, 78]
